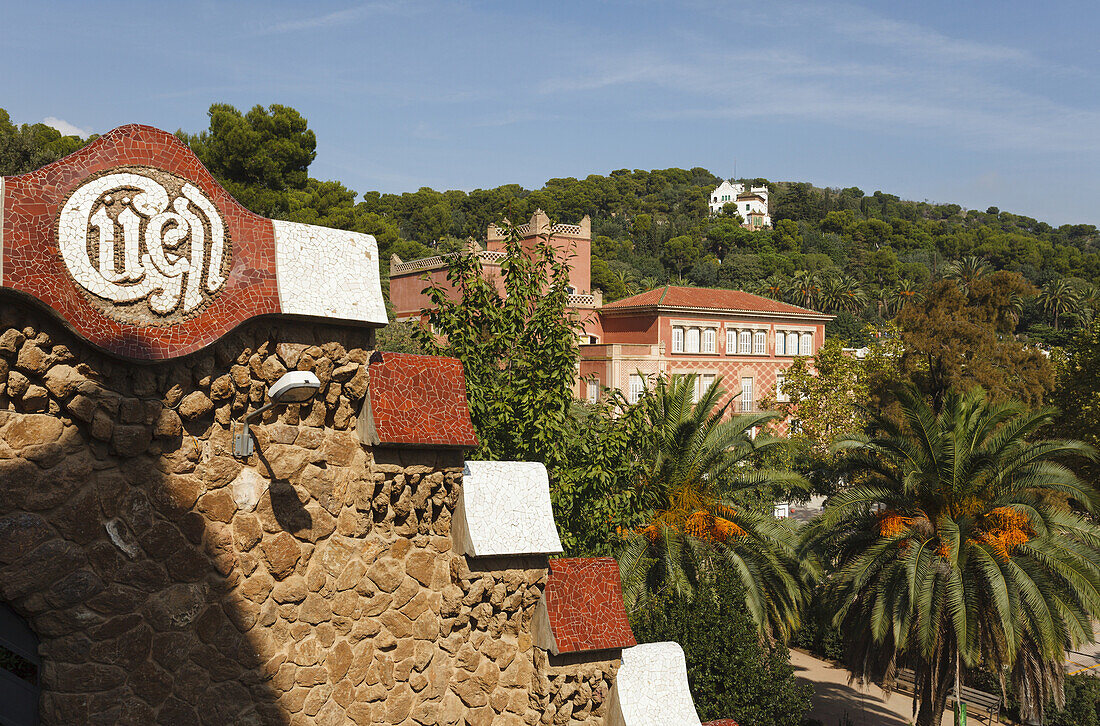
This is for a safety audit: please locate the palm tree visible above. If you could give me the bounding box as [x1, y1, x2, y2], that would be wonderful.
[820, 273, 867, 314]
[1036, 278, 1082, 331]
[619, 374, 807, 639]
[886, 278, 924, 316]
[787, 270, 822, 310]
[1075, 282, 1098, 326]
[802, 386, 1100, 726]
[755, 274, 787, 301]
[943, 256, 990, 292]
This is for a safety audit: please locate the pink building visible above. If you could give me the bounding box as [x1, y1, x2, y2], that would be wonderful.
[389, 210, 602, 340]
[578, 286, 832, 410]
[388, 212, 832, 411]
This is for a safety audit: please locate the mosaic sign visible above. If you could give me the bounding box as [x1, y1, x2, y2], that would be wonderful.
[0, 124, 387, 360]
[59, 167, 230, 323]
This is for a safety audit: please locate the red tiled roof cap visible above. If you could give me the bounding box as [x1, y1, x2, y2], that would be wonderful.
[601, 285, 829, 318]
[360, 352, 478, 449]
[539, 557, 636, 655]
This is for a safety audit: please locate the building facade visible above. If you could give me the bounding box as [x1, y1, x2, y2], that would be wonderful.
[578, 286, 831, 409]
[390, 211, 829, 412]
[389, 210, 603, 341]
[708, 181, 772, 230]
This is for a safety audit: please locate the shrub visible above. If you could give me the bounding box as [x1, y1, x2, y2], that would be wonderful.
[631, 572, 812, 726]
[1047, 674, 1100, 726]
[792, 589, 846, 662]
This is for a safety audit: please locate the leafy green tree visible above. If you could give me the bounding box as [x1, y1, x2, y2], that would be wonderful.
[718, 202, 744, 224]
[661, 235, 704, 279]
[773, 218, 803, 253]
[374, 319, 429, 355]
[804, 386, 1100, 726]
[0, 109, 90, 175]
[705, 217, 750, 258]
[553, 393, 649, 556]
[590, 257, 629, 301]
[415, 221, 581, 466]
[632, 574, 812, 726]
[1047, 675, 1100, 726]
[1050, 319, 1100, 484]
[824, 311, 869, 346]
[763, 337, 901, 464]
[896, 274, 1051, 411]
[618, 375, 806, 639]
[180, 103, 316, 217]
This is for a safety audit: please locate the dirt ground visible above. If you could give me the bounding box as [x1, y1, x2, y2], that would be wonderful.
[790, 649, 967, 726]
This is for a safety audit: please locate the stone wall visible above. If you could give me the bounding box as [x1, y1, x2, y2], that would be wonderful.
[535, 651, 618, 725]
[0, 298, 621, 725]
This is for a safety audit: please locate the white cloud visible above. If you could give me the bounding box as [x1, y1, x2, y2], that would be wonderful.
[42, 117, 91, 137]
[255, 1, 412, 36]
[533, 4, 1100, 155]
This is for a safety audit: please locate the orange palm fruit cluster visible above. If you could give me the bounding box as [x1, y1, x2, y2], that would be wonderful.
[978, 506, 1035, 559]
[684, 509, 747, 543]
[876, 509, 912, 538]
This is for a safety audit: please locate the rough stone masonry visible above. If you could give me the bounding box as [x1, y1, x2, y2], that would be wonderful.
[0, 302, 617, 725]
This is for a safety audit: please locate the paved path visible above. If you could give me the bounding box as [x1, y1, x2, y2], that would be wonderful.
[1066, 623, 1100, 676]
[790, 649, 959, 726]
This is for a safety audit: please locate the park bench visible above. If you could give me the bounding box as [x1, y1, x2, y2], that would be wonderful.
[895, 668, 1002, 725]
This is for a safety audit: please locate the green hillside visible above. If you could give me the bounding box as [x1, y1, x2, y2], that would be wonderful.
[5, 103, 1097, 347]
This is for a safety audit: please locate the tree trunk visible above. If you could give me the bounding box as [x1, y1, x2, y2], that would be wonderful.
[916, 649, 955, 726]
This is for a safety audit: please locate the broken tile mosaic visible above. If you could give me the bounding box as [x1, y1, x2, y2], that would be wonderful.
[453, 461, 563, 557]
[359, 351, 479, 449]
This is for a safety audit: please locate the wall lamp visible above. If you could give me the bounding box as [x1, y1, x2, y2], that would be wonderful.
[233, 371, 321, 457]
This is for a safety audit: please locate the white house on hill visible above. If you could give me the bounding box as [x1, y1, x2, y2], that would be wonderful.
[709, 180, 772, 230]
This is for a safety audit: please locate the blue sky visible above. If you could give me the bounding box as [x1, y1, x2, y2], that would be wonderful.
[3, 1, 1098, 225]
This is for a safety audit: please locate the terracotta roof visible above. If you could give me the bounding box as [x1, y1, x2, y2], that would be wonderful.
[601, 286, 829, 318]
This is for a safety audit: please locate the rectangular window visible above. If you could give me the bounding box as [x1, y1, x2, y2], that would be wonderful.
[738, 330, 752, 354]
[776, 371, 789, 402]
[753, 331, 766, 355]
[671, 327, 684, 353]
[702, 329, 716, 354]
[685, 328, 700, 354]
[629, 374, 644, 404]
[775, 331, 785, 356]
[800, 332, 813, 356]
[787, 332, 799, 356]
[726, 328, 736, 354]
[587, 379, 599, 403]
[740, 377, 754, 412]
[693, 374, 716, 403]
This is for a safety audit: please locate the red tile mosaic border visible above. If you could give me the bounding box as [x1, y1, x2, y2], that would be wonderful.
[2, 124, 279, 360]
[361, 351, 478, 449]
[545, 557, 636, 654]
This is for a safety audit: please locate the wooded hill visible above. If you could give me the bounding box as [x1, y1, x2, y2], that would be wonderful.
[4, 104, 1098, 346]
